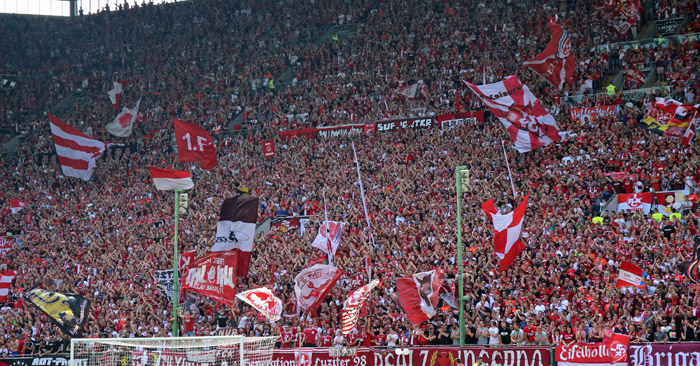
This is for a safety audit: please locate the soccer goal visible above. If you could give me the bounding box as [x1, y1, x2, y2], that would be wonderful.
[70, 336, 277, 366]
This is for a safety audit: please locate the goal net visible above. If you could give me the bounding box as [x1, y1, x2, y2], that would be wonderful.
[70, 336, 276, 366]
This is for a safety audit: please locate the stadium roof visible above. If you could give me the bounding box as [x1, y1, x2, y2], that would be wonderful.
[0, 0, 178, 17]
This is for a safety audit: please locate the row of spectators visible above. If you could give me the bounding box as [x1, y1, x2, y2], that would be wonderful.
[0, 0, 699, 355]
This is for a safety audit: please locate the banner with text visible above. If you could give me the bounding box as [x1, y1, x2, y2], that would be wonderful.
[437, 112, 486, 129]
[656, 17, 685, 36]
[627, 343, 700, 366]
[569, 106, 619, 123]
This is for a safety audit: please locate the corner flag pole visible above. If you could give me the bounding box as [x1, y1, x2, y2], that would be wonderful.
[172, 189, 182, 337]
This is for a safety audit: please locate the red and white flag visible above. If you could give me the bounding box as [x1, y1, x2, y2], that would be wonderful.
[0, 270, 15, 303]
[397, 269, 444, 326]
[107, 81, 124, 110]
[597, 0, 639, 36]
[295, 349, 313, 366]
[524, 17, 575, 90]
[616, 261, 649, 289]
[341, 279, 379, 334]
[262, 140, 275, 158]
[294, 264, 343, 313]
[556, 334, 629, 366]
[617, 192, 653, 214]
[211, 196, 259, 277]
[181, 252, 238, 306]
[147, 167, 194, 191]
[625, 66, 645, 89]
[49, 113, 106, 181]
[481, 195, 530, 271]
[106, 99, 140, 137]
[173, 119, 218, 170]
[311, 221, 345, 256]
[682, 110, 699, 146]
[179, 251, 196, 271]
[465, 76, 561, 153]
[395, 83, 418, 99]
[9, 199, 27, 214]
[0, 237, 12, 258]
[235, 287, 283, 322]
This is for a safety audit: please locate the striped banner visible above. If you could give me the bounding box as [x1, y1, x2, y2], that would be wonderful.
[341, 279, 379, 334]
[49, 114, 106, 181]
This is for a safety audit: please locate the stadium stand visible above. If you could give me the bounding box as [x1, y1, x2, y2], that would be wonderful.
[0, 0, 699, 356]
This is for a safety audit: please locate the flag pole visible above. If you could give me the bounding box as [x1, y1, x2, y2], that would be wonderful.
[322, 188, 333, 266]
[501, 140, 517, 202]
[455, 166, 466, 346]
[172, 188, 182, 337]
[351, 141, 375, 281]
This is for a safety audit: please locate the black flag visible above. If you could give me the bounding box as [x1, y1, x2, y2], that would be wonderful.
[26, 289, 91, 337]
[679, 236, 700, 283]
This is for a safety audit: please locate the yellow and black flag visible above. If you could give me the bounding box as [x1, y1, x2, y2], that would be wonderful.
[26, 289, 91, 337]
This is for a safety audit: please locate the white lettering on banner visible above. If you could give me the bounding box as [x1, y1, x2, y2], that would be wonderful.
[441, 117, 478, 129]
[627, 344, 700, 366]
[373, 352, 411, 366]
[376, 118, 434, 132]
[317, 125, 364, 139]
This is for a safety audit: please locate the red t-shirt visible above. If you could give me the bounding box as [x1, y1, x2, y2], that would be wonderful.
[360, 331, 374, 347]
[183, 316, 194, 332]
[523, 326, 537, 342]
[279, 331, 293, 348]
[304, 328, 318, 345]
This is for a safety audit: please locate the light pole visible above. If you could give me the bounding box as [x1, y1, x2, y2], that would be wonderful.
[455, 166, 468, 346]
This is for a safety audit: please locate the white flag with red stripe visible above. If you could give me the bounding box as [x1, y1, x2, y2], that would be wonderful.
[49, 114, 106, 181]
[106, 99, 140, 137]
[341, 279, 379, 334]
[465, 76, 561, 153]
[481, 195, 529, 271]
[0, 270, 15, 303]
[108, 81, 124, 110]
[148, 167, 194, 191]
[235, 287, 283, 322]
[9, 199, 27, 214]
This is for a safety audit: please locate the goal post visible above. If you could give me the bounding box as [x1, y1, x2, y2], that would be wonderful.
[70, 335, 277, 366]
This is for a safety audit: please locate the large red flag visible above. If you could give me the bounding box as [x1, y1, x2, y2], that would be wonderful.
[481, 195, 529, 271]
[173, 119, 218, 170]
[524, 17, 575, 90]
[181, 252, 238, 306]
[396, 269, 444, 326]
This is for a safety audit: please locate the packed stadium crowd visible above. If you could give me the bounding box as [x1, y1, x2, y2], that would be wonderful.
[1, 0, 700, 357]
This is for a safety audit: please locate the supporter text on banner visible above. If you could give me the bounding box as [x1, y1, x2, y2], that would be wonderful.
[181, 251, 238, 306]
[628, 342, 700, 366]
[569, 106, 619, 122]
[437, 111, 485, 129]
[173, 119, 218, 170]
